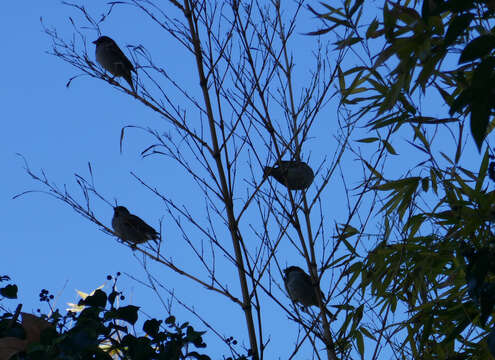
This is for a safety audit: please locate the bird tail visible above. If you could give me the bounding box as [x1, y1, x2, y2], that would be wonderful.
[311, 307, 336, 322]
[263, 167, 272, 179]
[124, 73, 136, 92]
[152, 232, 161, 247]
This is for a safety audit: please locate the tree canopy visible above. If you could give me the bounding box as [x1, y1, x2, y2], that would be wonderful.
[6, 0, 495, 359]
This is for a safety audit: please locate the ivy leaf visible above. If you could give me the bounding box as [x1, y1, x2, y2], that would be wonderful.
[186, 352, 211, 360]
[0, 284, 18, 299]
[79, 289, 107, 308]
[143, 319, 161, 338]
[110, 305, 139, 325]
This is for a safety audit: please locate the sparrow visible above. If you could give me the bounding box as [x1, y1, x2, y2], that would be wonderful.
[283, 266, 334, 319]
[263, 161, 314, 190]
[92, 36, 136, 92]
[111, 206, 159, 245]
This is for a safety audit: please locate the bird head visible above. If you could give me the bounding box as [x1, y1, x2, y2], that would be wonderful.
[92, 36, 114, 45]
[283, 266, 305, 278]
[263, 166, 273, 179]
[114, 206, 130, 217]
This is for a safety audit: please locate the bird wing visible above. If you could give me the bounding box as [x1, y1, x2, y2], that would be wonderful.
[302, 271, 313, 283]
[126, 215, 158, 238]
[108, 44, 135, 73]
[277, 160, 294, 169]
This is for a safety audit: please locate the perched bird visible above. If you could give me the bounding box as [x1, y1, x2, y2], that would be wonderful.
[283, 266, 334, 318]
[111, 206, 158, 245]
[92, 36, 136, 92]
[263, 161, 314, 190]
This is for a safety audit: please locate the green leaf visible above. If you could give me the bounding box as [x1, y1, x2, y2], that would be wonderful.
[342, 263, 362, 292]
[435, 83, 454, 106]
[471, 57, 495, 89]
[186, 326, 207, 347]
[355, 330, 365, 357]
[360, 326, 376, 340]
[305, 27, 335, 36]
[412, 126, 430, 152]
[79, 289, 107, 307]
[326, 254, 351, 269]
[186, 352, 211, 360]
[342, 238, 358, 256]
[108, 290, 118, 306]
[165, 315, 176, 325]
[333, 304, 355, 311]
[357, 137, 379, 143]
[339, 224, 360, 238]
[459, 35, 495, 63]
[366, 18, 380, 39]
[407, 324, 419, 358]
[470, 101, 490, 152]
[383, 3, 395, 40]
[382, 140, 398, 155]
[448, 0, 476, 12]
[480, 283, 495, 326]
[398, 94, 417, 115]
[337, 65, 345, 94]
[405, 214, 426, 237]
[442, 317, 471, 344]
[380, 192, 402, 215]
[334, 36, 362, 49]
[143, 319, 161, 338]
[374, 45, 395, 68]
[444, 13, 474, 47]
[348, 0, 364, 17]
[345, 70, 366, 96]
[317, 15, 351, 27]
[450, 88, 472, 115]
[363, 160, 384, 180]
[475, 149, 489, 192]
[108, 305, 140, 325]
[0, 284, 18, 299]
[419, 313, 433, 349]
[417, 57, 439, 92]
[353, 304, 364, 329]
[430, 169, 438, 194]
[485, 114, 495, 137]
[421, 177, 429, 192]
[378, 81, 401, 114]
[319, 2, 346, 17]
[374, 177, 421, 191]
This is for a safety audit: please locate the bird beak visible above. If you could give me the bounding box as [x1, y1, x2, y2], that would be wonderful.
[92, 40, 97, 44]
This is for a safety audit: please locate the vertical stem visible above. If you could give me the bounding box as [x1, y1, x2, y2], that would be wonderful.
[275, 2, 337, 359]
[182, 1, 259, 358]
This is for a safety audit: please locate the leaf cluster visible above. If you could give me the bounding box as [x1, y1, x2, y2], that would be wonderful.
[310, 0, 495, 151]
[0, 276, 243, 360]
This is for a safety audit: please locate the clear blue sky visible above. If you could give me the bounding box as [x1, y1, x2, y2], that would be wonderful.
[1, 1, 485, 359]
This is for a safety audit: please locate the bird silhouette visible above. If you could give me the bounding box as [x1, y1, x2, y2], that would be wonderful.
[112, 206, 158, 245]
[263, 161, 314, 190]
[283, 266, 334, 319]
[93, 36, 136, 92]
